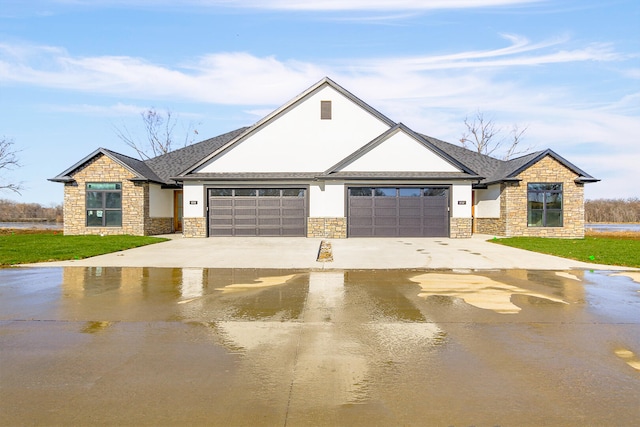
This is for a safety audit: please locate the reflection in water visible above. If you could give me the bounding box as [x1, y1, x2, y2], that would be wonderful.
[411, 272, 568, 314]
[180, 268, 204, 300]
[215, 274, 298, 294]
[611, 271, 640, 285]
[614, 348, 640, 371]
[556, 272, 581, 281]
[81, 320, 113, 334]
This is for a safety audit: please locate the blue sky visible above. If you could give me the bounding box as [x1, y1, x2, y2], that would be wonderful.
[1, 0, 638, 205]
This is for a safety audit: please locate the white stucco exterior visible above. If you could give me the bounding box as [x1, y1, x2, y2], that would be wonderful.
[183, 183, 206, 218]
[341, 130, 460, 173]
[149, 184, 173, 218]
[451, 183, 473, 218]
[197, 85, 391, 173]
[309, 182, 346, 217]
[474, 185, 501, 218]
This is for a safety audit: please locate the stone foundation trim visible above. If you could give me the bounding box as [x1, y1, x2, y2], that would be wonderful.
[307, 217, 347, 239]
[183, 217, 207, 238]
[475, 217, 506, 237]
[450, 217, 472, 239]
[146, 217, 173, 235]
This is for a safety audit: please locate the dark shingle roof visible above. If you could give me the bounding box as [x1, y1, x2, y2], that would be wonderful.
[421, 134, 598, 184]
[51, 112, 596, 187]
[104, 149, 165, 183]
[145, 127, 250, 183]
[49, 127, 250, 185]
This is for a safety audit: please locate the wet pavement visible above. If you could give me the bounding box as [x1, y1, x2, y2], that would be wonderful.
[1, 267, 639, 426]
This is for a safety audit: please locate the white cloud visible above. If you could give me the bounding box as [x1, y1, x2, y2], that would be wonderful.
[0, 35, 623, 105]
[210, 0, 543, 11]
[54, 0, 544, 11]
[1, 35, 638, 198]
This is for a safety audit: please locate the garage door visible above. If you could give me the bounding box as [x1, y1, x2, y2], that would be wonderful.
[208, 188, 306, 236]
[348, 187, 449, 237]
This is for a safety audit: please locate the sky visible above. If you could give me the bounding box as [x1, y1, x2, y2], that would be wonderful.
[1, 0, 639, 205]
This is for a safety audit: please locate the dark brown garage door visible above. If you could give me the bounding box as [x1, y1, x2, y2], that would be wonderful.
[348, 187, 450, 237]
[208, 188, 306, 236]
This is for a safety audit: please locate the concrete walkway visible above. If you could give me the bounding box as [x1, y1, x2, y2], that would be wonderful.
[27, 234, 632, 270]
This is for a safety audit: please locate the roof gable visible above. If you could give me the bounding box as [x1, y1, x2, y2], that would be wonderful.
[325, 123, 475, 175]
[182, 77, 397, 175]
[502, 149, 598, 183]
[49, 148, 162, 183]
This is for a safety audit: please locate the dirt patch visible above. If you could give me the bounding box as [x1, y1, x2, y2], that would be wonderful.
[0, 228, 60, 235]
[585, 230, 640, 240]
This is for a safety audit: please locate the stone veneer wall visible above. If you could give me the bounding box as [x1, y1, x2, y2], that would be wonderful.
[146, 217, 173, 235]
[450, 217, 472, 238]
[503, 156, 585, 238]
[475, 217, 506, 236]
[307, 217, 347, 238]
[63, 154, 148, 236]
[183, 217, 207, 238]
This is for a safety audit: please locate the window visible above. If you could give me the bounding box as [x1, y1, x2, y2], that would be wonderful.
[86, 183, 122, 227]
[321, 100, 332, 120]
[527, 183, 563, 227]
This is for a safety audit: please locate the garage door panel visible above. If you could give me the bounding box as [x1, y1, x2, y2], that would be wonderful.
[374, 227, 397, 236]
[350, 199, 372, 208]
[211, 208, 233, 216]
[374, 208, 397, 216]
[348, 186, 449, 237]
[374, 199, 397, 208]
[351, 208, 372, 216]
[235, 218, 257, 226]
[209, 188, 307, 236]
[235, 199, 257, 207]
[235, 209, 257, 216]
[210, 228, 233, 236]
[258, 217, 280, 225]
[283, 218, 305, 226]
[399, 207, 421, 216]
[211, 199, 233, 207]
[283, 208, 305, 216]
[374, 217, 397, 226]
[399, 198, 421, 207]
[258, 199, 280, 207]
[399, 217, 421, 226]
[258, 208, 281, 216]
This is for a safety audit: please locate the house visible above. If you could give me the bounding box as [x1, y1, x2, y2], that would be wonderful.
[50, 77, 598, 239]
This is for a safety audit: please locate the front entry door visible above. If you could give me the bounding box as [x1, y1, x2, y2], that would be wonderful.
[174, 190, 183, 232]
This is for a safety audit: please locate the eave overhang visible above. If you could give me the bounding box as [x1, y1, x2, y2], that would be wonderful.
[575, 177, 600, 184]
[174, 172, 483, 182]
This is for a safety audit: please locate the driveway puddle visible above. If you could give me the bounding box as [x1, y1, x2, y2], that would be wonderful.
[614, 348, 640, 371]
[1, 267, 639, 426]
[411, 272, 568, 314]
[215, 274, 298, 293]
[611, 271, 640, 284]
[81, 320, 113, 334]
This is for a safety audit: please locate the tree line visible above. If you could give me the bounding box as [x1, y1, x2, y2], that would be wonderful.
[585, 198, 640, 223]
[1, 198, 638, 224]
[0, 199, 63, 222]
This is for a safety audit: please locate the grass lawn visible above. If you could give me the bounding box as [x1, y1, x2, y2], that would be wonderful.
[0, 230, 168, 266]
[492, 232, 640, 268]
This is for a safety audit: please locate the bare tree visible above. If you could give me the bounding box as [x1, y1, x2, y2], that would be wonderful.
[114, 108, 200, 160]
[460, 111, 530, 160]
[0, 137, 22, 194]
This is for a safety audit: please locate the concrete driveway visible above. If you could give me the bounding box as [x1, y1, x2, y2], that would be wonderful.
[2, 267, 639, 426]
[28, 234, 629, 270]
